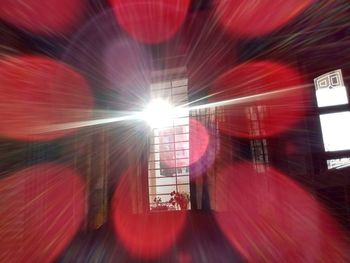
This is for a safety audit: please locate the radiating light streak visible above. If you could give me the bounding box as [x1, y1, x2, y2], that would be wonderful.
[33, 113, 141, 134]
[186, 86, 303, 111]
[33, 86, 304, 134]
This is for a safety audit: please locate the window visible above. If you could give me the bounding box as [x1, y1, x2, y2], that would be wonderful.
[314, 69, 350, 170]
[250, 139, 269, 173]
[247, 106, 269, 173]
[314, 69, 348, 107]
[148, 70, 191, 211]
[319, 111, 350, 152]
[327, 158, 350, 170]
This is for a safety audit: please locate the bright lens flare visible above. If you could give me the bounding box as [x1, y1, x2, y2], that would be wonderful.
[142, 99, 175, 128]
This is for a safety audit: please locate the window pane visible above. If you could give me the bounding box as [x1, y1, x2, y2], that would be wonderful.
[151, 144, 159, 152]
[149, 162, 160, 170]
[151, 81, 171, 90]
[176, 149, 189, 159]
[173, 94, 188, 104]
[161, 160, 176, 168]
[159, 135, 174, 144]
[177, 176, 189, 184]
[327, 158, 350, 170]
[314, 69, 348, 107]
[177, 184, 190, 193]
[172, 85, 188, 95]
[159, 128, 175, 136]
[152, 88, 171, 98]
[149, 195, 172, 204]
[175, 126, 189, 134]
[149, 177, 176, 186]
[148, 169, 161, 177]
[153, 137, 159, 144]
[176, 167, 189, 175]
[149, 185, 176, 195]
[176, 158, 189, 167]
[148, 153, 160, 161]
[160, 152, 175, 160]
[172, 78, 188, 87]
[159, 143, 174, 151]
[175, 141, 189, 150]
[320, 111, 350, 151]
[159, 168, 176, 176]
[175, 133, 189, 141]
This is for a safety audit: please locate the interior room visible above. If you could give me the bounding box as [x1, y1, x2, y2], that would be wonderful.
[1, 0, 350, 262]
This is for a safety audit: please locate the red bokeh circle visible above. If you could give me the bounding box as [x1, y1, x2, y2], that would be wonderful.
[161, 118, 210, 169]
[210, 61, 308, 138]
[110, 0, 190, 44]
[176, 11, 236, 97]
[213, 0, 312, 38]
[0, 0, 85, 34]
[103, 38, 152, 110]
[0, 55, 93, 141]
[0, 163, 85, 263]
[189, 118, 210, 166]
[213, 162, 349, 262]
[112, 169, 187, 259]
